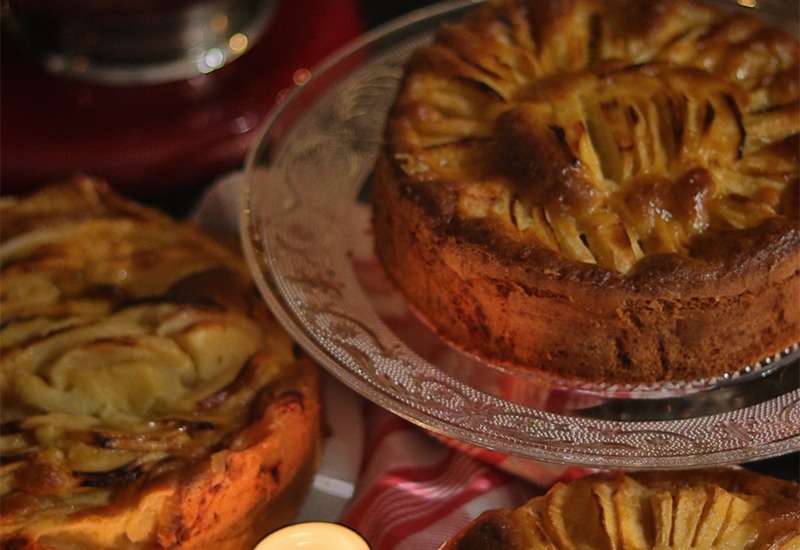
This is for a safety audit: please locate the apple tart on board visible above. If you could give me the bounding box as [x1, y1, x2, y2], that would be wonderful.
[0, 177, 322, 549]
[439, 468, 800, 550]
[371, 0, 800, 384]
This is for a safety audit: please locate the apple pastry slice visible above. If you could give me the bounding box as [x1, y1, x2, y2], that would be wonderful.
[0, 177, 322, 549]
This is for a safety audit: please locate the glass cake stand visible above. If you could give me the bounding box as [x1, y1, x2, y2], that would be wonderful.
[241, 0, 800, 469]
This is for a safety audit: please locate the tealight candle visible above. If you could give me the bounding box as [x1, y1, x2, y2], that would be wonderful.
[254, 522, 370, 550]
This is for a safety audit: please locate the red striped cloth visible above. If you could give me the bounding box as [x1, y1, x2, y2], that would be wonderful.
[340, 402, 589, 550]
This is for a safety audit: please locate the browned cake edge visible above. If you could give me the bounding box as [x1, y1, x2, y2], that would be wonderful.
[373, 152, 800, 383]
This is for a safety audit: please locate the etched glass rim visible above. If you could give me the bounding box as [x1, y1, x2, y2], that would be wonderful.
[241, 0, 800, 469]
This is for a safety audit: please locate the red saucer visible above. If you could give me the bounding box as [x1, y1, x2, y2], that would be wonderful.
[1, 0, 366, 200]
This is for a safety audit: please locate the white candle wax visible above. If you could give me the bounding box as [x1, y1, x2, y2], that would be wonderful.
[254, 522, 370, 550]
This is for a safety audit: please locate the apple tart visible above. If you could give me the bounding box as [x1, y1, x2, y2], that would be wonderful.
[0, 177, 322, 549]
[440, 468, 800, 549]
[372, 0, 800, 383]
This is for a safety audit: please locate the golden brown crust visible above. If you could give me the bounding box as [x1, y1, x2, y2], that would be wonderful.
[440, 468, 800, 550]
[0, 176, 322, 549]
[373, 0, 800, 383]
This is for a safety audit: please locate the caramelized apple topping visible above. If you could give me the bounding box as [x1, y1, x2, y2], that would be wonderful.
[390, 0, 799, 272]
[0, 178, 302, 512]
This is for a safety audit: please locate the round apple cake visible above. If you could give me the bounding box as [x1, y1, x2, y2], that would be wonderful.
[439, 468, 800, 549]
[0, 177, 322, 549]
[372, 0, 800, 383]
